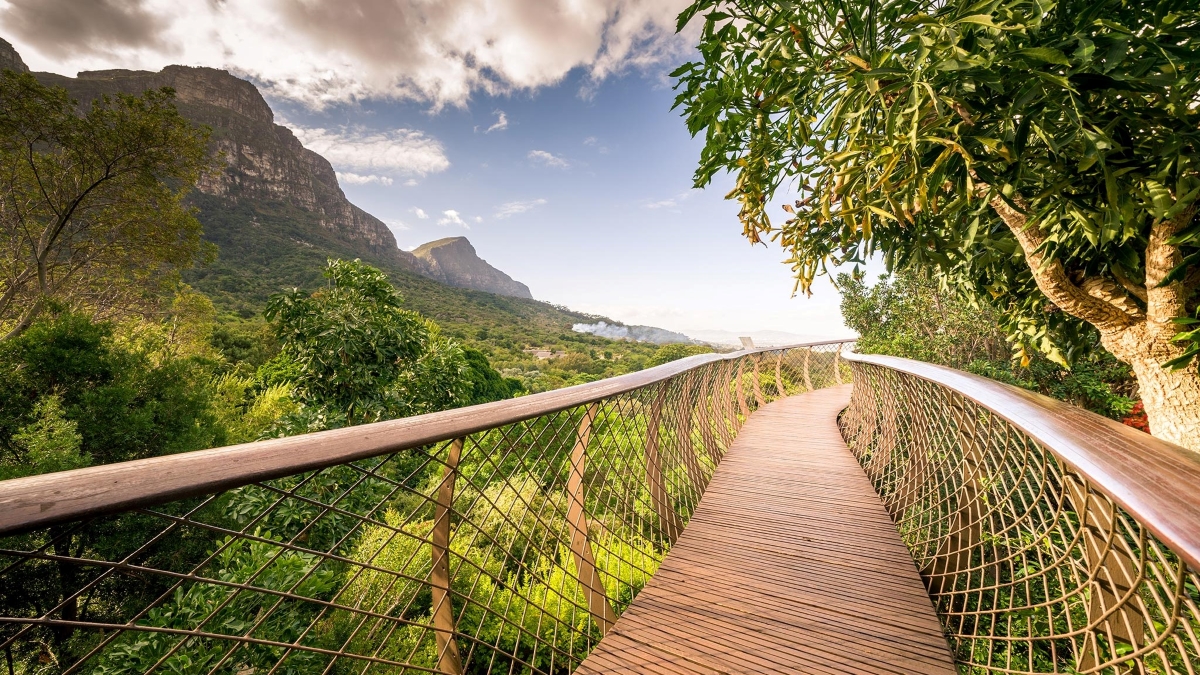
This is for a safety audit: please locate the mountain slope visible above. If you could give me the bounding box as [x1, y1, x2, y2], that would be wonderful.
[412, 237, 532, 299]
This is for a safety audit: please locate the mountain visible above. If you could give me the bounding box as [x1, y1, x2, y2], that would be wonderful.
[0, 38, 27, 73]
[2, 41, 695, 372]
[29, 63, 422, 269]
[412, 238, 532, 299]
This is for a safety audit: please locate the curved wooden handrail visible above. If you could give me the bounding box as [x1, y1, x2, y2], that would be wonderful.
[844, 351, 1200, 571]
[0, 340, 851, 537]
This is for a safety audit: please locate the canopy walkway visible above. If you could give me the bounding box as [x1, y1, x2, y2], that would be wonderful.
[3, 342, 1200, 675]
[575, 386, 956, 674]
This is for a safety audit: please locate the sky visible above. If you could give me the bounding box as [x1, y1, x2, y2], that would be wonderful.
[0, 0, 861, 341]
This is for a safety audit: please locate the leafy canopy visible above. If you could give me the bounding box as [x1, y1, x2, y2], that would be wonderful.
[263, 259, 470, 425]
[0, 71, 214, 339]
[673, 0, 1200, 363]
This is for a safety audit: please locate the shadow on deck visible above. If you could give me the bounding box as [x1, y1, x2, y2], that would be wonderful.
[576, 386, 956, 674]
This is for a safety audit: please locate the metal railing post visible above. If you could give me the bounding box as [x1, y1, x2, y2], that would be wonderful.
[735, 358, 750, 420]
[1063, 477, 1146, 669]
[834, 343, 843, 385]
[751, 355, 766, 408]
[803, 347, 814, 391]
[645, 382, 684, 543]
[567, 403, 618, 635]
[430, 438, 464, 675]
[774, 352, 786, 399]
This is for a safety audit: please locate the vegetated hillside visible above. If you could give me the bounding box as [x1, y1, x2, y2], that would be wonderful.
[9, 42, 701, 389]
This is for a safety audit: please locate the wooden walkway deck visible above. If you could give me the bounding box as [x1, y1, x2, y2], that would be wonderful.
[576, 385, 956, 674]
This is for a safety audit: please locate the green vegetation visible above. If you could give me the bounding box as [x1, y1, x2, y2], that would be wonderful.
[840, 270, 1136, 420]
[0, 71, 213, 340]
[673, 0, 1200, 448]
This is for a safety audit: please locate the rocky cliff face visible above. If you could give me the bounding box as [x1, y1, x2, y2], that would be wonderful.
[0, 38, 28, 73]
[412, 238, 533, 299]
[30, 63, 420, 268]
[7, 40, 535, 300]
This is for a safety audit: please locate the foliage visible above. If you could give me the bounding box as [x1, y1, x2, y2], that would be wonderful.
[263, 259, 470, 425]
[674, 0, 1200, 359]
[462, 346, 525, 405]
[647, 343, 715, 367]
[0, 395, 88, 480]
[839, 270, 1009, 368]
[841, 270, 1135, 418]
[0, 71, 214, 340]
[0, 307, 221, 470]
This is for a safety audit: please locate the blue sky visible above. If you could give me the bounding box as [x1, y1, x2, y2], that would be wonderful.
[2, 0, 858, 341]
[274, 71, 854, 340]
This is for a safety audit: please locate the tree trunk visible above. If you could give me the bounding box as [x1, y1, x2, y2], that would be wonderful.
[1101, 323, 1200, 450]
[988, 193, 1200, 451]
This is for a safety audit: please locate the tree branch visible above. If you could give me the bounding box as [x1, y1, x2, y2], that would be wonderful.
[988, 192, 1139, 332]
[1145, 206, 1195, 326]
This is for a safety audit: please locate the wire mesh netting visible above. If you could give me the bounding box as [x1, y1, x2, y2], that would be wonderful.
[0, 344, 851, 675]
[841, 361, 1200, 675]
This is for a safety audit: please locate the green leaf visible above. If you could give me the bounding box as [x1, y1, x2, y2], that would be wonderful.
[957, 14, 998, 27]
[1015, 48, 1071, 66]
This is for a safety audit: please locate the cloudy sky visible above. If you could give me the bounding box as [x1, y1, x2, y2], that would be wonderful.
[1, 0, 858, 340]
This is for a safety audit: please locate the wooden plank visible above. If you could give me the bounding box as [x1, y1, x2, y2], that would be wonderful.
[576, 387, 956, 674]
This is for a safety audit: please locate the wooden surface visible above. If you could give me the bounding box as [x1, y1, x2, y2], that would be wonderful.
[845, 353, 1200, 572]
[576, 386, 956, 674]
[0, 341, 850, 536]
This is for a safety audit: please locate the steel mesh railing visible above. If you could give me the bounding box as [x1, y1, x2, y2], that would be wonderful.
[840, 355, 1200, 675]
[0, 342, 851, 675]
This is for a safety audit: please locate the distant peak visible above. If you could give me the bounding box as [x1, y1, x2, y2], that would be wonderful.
[410, 237, 532, 300]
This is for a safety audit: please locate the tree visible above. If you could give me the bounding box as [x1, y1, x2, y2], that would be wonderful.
[263, 259, 471, 425]
[840, 270, 1136, 419]
[0, 71, 213, 340]
[673, 0, 1200, 448]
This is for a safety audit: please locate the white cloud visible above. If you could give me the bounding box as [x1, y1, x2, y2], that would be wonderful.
[528, 150, 569, 169]
[495, 198, 548, 219]
[485, 110, 508, 133]
[473, 216, 484, 224]
[404, 179, 419, 187]
[437, 209, 470, 228]
[385, 218, 409, 230]
[290, 125, 450, 177]
[337, 172, 394, 186]
[1, 0, 698, 109]
[411, 207, 429, 219]
[644, 188, 702, 210]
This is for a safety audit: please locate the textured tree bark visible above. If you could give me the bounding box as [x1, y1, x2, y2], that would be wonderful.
[990, 194, 1200, 451]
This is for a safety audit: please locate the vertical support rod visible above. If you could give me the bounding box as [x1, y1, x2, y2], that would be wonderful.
[803, 348, 814, 392]
[430, 438, 464, 675]
[774, 352, 786, 399]
[751, 355, 766, 408]
[697, 367, 721, 464]
[735, 359, 750, 419]
[1064, 477, 1145, 670]
[646, 382, 684, 543]
[716, 361, 736, 446]
[834, 343, 843, 385]
[567, 403, 618, 635]
[672, 372, 703, 495]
